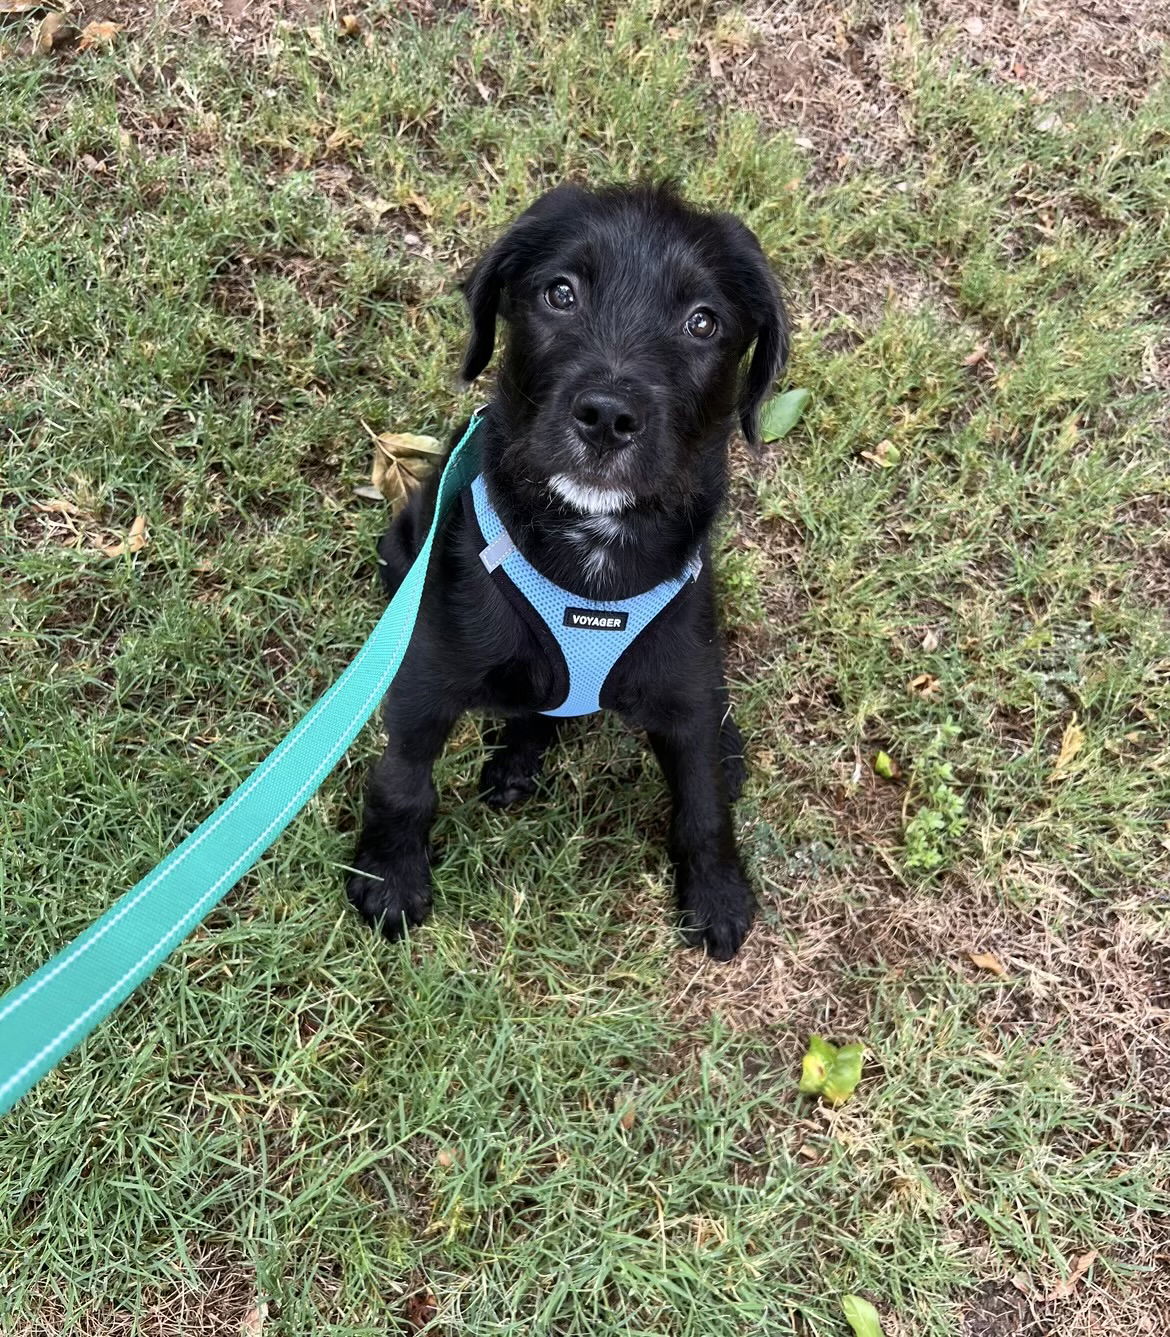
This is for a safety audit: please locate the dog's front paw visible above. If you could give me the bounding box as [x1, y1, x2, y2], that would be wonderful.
[480, 751, 540, 809]
[678, 865, 757, 961]
[346, 849, 432, 941]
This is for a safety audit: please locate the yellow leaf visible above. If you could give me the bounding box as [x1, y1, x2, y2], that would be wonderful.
[860, 439, 900, 468]
[1046, 1249, 1098, 1300]
[370, 431, 444, 512]
[78, 19, 121, 50]
[1049, 718, 1085, 782]
[97, 514, 147, 558]
[337, 13, 360, 36]
[968, 951, 1007, 978]
[907, 673, 940, 698]
[36, 12, 73, 54]
[33, 498, 83, 516]
[375, 432, 444, 458]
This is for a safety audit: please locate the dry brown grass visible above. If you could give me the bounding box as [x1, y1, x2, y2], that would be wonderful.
[15, 1250, 260, 1336]
[709, 0, 1170, 178]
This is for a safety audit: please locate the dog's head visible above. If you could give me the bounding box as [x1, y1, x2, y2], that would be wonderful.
[460, 183, 787, 514]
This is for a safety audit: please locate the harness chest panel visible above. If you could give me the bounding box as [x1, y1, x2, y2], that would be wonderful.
[469, 474, 700, 717]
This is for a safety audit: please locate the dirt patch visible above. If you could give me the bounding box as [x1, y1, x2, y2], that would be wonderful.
[963, 1280, 1032, 1337]
[924, 0, 1170, 105]
[710, 0, 1169, 178]
[711, 4, 915, 176]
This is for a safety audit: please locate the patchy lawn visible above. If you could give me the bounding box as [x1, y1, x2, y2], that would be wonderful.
[1, 2, 1168, 1334]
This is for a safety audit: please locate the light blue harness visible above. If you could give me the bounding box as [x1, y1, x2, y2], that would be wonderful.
[469, 473, 702, 717]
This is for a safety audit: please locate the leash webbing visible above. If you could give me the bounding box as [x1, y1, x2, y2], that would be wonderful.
[0, 412, 484, 1118]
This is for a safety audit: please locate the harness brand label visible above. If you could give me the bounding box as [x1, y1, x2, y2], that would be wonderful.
[563, 607, 629, 632]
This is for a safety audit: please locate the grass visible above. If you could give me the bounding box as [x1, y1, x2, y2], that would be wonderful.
[1, 1, 1168, 1333]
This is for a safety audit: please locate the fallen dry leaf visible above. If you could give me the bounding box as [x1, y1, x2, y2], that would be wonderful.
[0, 1, 44, 11]
[1046, 1250, 1098, 1300]
[861, 438, 900, 468]
[33, 498, 83, 516]
[907, 673, 940, 698]
[337, 12, 360, 36]
[403, 1290, 438, 1332]
[239, 1301, 267, 1337]
[78, 19, 121, 50]
[435, 1148, 457, 1168]
[618, 1104, 636, 1130]
[97, 514, 147, 558]
[706, 41, 722, 79]
[921, 628, 940, 653]
[370, 430, 444, 511]
[963, 14, 985, 35]
[968, 950, 1007, 978]
[36, 12, 73, 53]
[963, 345, 987, 367]
[1049, 717, 1085, 782]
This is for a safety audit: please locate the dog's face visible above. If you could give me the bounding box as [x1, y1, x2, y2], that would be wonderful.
[460, 184, 788, 514]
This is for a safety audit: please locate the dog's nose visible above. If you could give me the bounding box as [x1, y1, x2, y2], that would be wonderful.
[571, 389, 642, 450]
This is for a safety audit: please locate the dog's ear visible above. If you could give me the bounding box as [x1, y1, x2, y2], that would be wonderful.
[459, 184, 591, 382]
[717, 216, 790, 446]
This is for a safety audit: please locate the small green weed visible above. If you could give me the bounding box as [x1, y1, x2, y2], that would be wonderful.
[902, 722, 969, 874]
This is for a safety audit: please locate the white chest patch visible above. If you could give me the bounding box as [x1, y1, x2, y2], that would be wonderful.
[566, 513, 632, 585]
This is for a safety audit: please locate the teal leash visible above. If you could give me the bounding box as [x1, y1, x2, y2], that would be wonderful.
[0, 411, 484, 1118]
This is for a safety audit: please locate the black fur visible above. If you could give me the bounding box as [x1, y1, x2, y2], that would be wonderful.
[347, 183, 787, 960]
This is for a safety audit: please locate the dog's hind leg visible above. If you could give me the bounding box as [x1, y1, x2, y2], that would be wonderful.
[480, 713, 560, 808]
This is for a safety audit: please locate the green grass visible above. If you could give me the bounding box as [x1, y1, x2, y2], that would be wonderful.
[2, 3, 1168, 1334]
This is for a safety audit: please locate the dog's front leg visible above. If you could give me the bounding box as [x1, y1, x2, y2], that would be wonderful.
[347, 687, 462, 941]
[648, 710, 756, 961]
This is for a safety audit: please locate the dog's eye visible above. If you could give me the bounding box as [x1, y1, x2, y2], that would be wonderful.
[684, 309, 717, 338]
[545, 280, 577, 312]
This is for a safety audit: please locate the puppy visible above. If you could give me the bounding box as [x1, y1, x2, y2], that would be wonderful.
[347, 183, 787, 960]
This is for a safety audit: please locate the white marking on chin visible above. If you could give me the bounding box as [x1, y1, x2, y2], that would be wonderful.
[549, 473, 633, 515]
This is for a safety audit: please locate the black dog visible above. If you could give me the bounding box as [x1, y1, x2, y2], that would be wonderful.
[347, 183, 787, 960]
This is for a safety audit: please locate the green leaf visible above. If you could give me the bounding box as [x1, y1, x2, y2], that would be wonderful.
[823, 1043, 865, 1105]
[873, 751, 895, 779]
[758, 388, 810, 442]
[798, 1034, 838, 1094]
[842, 1295, 884, 1337]
[799, 1036, 866, 1104]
